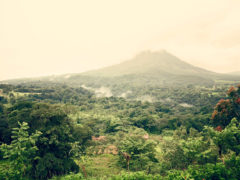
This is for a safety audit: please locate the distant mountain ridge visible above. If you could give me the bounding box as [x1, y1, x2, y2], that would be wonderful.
[228, 71, 240, 75]
[2, 50, 240, 88]
[83, 50, 215, 77]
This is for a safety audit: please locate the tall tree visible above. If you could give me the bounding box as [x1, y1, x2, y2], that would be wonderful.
[6, 102, 82, 179]
[212, 85, 240, 128]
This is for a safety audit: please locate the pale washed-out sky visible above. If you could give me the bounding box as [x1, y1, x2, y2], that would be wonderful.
[0, 0, 240, 80]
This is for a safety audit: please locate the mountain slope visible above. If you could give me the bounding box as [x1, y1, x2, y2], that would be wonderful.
[83, 50, 215, 77]
[3, 50, 240, 89]
[227, 71, 240, 76]
[49, 50, 220, 89]
[2, 50, 219, 87]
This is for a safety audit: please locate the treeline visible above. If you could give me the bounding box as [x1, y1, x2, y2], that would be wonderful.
[0, 100, 93, 179]
[0, 83, 213, 133]
[0, 83, 240, 179]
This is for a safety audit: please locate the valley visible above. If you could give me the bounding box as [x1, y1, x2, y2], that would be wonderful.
[1, 51, 240, 179]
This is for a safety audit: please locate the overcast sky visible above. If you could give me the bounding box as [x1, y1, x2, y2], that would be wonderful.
[1, 0, 240, 80]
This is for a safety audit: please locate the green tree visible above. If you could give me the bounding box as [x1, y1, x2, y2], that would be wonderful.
[27, 103, 80, 179]
[6, 102, 81, 179]
[0, 105, 11, 145]
[161, 140, 187, 169]
[187, 163, 231, 180]
[118, 134, 157, 171]
[205, 118, 240, 158]
[211, 85, 240, 128]
[0, 122, 41, 179]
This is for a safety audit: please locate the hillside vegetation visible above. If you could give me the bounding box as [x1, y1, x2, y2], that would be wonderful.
[1, 51, 240, 179]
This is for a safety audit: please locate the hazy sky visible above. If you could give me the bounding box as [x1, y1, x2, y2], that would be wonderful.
[1, 0, 240, 80]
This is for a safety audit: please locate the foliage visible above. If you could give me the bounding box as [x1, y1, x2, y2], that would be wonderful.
[0, 82, 240, 179]
[0, 112, 11, 145]
[224, 154, 240, 179]
[118, 133, 157, 171]
[110, 171, 162, 180]
[212, 85, 240, 127]
[2, 101, 87, 179]
[205, 118, 240, 156]
[0, 122, 41, 179]
[187, 163, 231, 180]
[50, 172, 85, 180]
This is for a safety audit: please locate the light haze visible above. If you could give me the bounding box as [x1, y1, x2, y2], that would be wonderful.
[1, 0, 240, 80]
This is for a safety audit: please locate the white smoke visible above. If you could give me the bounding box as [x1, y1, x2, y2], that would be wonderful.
[119, 90, 132, 98]
[136, 95, 155, 102]
[81, 85, 113, 97]
[179, 103, 193, 108]
[95, 87, 113, 97]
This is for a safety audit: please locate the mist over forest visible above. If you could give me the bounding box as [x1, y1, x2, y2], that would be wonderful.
[1, 50, 240, 179]
[1, 0, 240, 179]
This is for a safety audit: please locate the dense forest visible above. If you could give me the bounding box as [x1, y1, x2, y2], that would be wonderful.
[2, 0, 240, 178]
[0, 78, 240, 179]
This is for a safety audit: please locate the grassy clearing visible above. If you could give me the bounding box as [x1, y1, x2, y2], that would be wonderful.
[76, 154, 125, 179]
